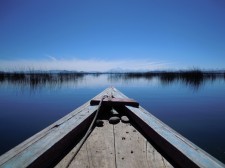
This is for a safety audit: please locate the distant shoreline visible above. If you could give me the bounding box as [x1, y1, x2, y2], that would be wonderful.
[0, 69, 225, 74]
[1, 69, 224, 90]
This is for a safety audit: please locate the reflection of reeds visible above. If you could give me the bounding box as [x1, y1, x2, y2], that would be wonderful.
[0, 71, 85, 90]
[108, 72, 157, 82]
[57, 72, 84, 83]
[11, 72, 26, 82]
[110, 70, 223, 89]
[179, 70, 204, 88]
[126, 72, 156, 79]
[0, 70, 224, 91]
[0, 71, 27, 84]
[29, 72, 53, 89]
[159, 72, 177, 84]
[0, 72, 5, 82]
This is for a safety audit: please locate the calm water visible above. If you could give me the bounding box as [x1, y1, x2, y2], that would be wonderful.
[0, 74, 225, 163]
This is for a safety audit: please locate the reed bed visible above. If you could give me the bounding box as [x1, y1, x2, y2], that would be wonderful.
[111, 70, 224, 89]
[0, 71, 85, 90]
[0, 70, 224, 90]
[0, 72, 5, 82]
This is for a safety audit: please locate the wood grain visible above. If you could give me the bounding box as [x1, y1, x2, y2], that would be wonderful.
[56, 119, 115, 168]
[56, 118, 173, 168]
[114, 121, 173, 168]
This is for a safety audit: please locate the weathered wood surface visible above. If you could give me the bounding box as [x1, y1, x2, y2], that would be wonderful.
[56, 119, 115, 168]
[56, 118, 173, 168]
[114, 121, 173, 168]
[0, 88, 113, 168]
[111, 87, 225, 168]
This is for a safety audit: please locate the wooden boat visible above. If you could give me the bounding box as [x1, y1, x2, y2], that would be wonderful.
[0, 87, 224, 168]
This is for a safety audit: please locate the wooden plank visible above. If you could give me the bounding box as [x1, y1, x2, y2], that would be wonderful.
[146, 141, 173, 168]
[114, 120, 173, 168]
[55, 119, 115, 168]
[114, 122, 149, 168]
[0, 87, 113, 168]
[85, 121, 115, 168]
[111, 87, 225, 168]
[55, 140, 90, 168]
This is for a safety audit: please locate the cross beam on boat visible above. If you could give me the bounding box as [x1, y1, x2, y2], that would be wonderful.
[90, 97, 139, 108]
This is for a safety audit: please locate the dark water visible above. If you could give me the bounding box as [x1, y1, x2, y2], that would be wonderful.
[0, 74, 225, 163]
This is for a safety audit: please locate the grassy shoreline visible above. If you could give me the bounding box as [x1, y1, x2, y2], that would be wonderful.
[0, 70, 224, 81]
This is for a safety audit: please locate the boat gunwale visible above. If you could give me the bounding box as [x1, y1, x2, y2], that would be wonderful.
[110, 87, 225, 168]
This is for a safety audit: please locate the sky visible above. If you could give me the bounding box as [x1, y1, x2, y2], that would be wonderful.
[0, 0, 225, 71]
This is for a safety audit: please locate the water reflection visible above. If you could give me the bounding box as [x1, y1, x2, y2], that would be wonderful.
[0, 71, 224, 91]
[0, 72, 85, 90]
[109, 71, 225, 90]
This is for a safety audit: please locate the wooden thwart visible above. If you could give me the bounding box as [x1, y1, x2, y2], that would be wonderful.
[90, 98, 139, 108]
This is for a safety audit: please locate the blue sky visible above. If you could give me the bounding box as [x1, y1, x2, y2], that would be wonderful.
[0, 0, 225, 71]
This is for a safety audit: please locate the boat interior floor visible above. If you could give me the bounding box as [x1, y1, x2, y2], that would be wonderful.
[55, 106, 174, 168]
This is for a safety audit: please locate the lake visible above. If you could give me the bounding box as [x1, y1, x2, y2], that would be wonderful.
[0, 73, 225, 163]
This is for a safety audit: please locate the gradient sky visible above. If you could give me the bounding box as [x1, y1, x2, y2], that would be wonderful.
[0, 0, 225, 71]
